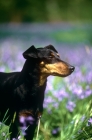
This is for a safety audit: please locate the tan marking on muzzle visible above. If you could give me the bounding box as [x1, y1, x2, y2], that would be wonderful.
[39, 61, 71, 86]
[41, 62, 70, 76]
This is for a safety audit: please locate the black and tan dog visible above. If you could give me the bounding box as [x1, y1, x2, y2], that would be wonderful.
[0, 45, 75, 140]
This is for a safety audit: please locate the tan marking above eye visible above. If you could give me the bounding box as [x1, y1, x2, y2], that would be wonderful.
[40, 61, 45, 65]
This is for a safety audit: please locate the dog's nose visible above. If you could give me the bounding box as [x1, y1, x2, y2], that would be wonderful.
[69, 66, 75, 72]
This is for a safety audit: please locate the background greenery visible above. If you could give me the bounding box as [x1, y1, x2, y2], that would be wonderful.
[0, 0, 92, 22]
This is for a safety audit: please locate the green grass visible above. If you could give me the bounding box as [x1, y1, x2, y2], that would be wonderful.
[33, 96, 92, 140]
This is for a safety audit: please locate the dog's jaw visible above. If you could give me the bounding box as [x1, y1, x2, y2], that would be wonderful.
[39, 61, 74, 79]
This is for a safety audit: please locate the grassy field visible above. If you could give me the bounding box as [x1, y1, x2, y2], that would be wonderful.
[0, 23, 92, 140]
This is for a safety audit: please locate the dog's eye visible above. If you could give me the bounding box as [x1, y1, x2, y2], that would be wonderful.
[49, 55, 54, 58]
[49, 52, 55, 58]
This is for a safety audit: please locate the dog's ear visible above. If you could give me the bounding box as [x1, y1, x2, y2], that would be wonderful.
[44, 45, 58, 53]
[23, 45, 38, 59]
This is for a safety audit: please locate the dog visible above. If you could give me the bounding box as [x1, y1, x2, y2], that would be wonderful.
[0, 45, 75, 140]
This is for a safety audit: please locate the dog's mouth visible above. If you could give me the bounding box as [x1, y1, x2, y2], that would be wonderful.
[52, 66, 75, 77]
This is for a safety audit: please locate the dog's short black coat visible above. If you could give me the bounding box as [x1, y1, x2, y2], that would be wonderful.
[0, 45, 74, 140]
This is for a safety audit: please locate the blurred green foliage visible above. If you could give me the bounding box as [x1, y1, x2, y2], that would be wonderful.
[0, 0, 92, 22]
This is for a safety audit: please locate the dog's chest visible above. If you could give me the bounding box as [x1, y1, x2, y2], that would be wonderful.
[13, 79, 46, 112]
[14, 83, 41, 105]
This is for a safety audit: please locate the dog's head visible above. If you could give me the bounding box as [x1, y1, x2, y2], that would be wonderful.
[23, 45, 75, 78]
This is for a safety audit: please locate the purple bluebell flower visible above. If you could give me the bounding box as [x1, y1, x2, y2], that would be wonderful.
[58, 89, 69, 99]
[66, 101, 76, 112]
[52, 127, 60, 137]
[88, 117, 92, 126]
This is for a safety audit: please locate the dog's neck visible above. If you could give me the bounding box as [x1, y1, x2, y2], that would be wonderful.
[39, 74, 47, 86]
[21, 60, 47, 86]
